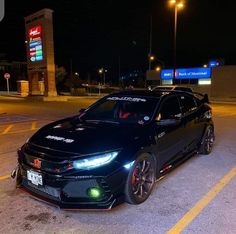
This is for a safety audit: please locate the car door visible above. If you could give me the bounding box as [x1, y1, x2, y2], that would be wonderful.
[176, 93, 201, 152]
[153, 95, 185, 169]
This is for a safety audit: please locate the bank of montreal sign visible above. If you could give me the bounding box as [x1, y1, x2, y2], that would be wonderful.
[161, 68, 211, 80]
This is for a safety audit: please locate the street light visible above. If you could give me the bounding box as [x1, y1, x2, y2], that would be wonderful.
[148, 55, 165, 70]
[169, 0, 184, 83]
[150, 56, 155, 61]
[148, 55, 155, 70]
[98, 68, 107, 86]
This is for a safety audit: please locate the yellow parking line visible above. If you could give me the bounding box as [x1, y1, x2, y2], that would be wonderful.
[0, 175, 10, 180]
[5, 128, 39, 135]
[31, 121, 37, 130]
[167, 166, 236, 234]
[2, 125, 13, 134]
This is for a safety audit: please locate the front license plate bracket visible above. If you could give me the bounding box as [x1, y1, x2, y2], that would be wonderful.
[27, 170, 43, 186]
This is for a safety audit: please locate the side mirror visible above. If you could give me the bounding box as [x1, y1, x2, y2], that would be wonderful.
[78, 108, 86, 115]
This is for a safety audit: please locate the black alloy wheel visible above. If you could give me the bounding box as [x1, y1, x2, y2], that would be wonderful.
[125, 153, 156, 204]
[200, 125, 215, 155]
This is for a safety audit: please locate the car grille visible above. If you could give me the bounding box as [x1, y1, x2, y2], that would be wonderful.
[24, 153, 72, 174]
[63, 179, 98, 198]
[22, 178, 60, 199]
[22, 144, 74, 174]
[22, 176, 112, 203]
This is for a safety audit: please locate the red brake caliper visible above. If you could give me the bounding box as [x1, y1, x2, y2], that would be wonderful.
[132, 167, 138, 185]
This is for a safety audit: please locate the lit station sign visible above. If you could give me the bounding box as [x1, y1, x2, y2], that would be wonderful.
[208, 60, 220, 68]
[28, 25, 43, 62]
[161, 67, 211, 80]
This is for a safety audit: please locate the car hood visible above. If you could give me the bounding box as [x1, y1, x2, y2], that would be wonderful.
[29, 118, 143, 156]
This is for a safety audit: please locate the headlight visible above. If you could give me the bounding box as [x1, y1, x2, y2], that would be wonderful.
[72, 151, 119, 170]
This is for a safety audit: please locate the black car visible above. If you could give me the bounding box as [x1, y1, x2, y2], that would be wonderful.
[12, 90, 214, 210]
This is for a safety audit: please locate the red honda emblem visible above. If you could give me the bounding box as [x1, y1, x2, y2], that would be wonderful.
[34, 159, 41, 169]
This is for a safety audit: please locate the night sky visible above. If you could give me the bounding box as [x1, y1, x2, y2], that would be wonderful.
[0, 0, 236, 80]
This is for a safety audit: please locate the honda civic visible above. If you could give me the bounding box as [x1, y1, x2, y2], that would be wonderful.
[12, 90, 214, 209]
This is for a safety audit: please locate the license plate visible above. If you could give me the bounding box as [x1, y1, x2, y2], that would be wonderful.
[27, 170, 43, 186]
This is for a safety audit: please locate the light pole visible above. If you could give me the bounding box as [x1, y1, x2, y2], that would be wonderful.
[70, 58, 73, 92]
[98, 68, 107, 86]
[148, 15, 153, 71]
[169, 0, 184, 83]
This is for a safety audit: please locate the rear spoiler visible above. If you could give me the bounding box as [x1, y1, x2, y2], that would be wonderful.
[192, 92, 210, 104]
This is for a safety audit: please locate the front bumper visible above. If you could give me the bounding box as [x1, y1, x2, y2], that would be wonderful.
[16, 163, 127, 210]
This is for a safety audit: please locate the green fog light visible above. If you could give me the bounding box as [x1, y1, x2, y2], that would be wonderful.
[87, 187, 102, 198]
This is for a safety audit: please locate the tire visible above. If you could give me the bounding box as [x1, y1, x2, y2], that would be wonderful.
[125, 153, 156, 205]
[199, 125, 215, 155]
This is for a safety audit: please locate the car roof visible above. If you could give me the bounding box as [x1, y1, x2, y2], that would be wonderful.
[111, 88, 198, 99]
[153, 85, 192, 89]
[106, 89, 207, 105]
[156, 85, 176, 88]
[110, 89, 194, 99]
[152, 85, 193, 92]
[110, 90, 164, 98]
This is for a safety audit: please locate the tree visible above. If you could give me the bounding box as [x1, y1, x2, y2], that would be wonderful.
[55, 66, 67, 92]
[56, 66, 67, 84]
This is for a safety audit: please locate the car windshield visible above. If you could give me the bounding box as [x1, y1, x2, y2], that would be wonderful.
[80, 96, 159, 124]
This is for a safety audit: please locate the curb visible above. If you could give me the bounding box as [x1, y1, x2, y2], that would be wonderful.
[0, 94, 102, 102]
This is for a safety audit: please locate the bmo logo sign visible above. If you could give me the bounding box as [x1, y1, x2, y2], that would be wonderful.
[0, 0, 4, 22]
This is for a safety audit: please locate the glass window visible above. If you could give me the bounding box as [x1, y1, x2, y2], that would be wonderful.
[178, 94, 197, 114]
[174, 87, 192, 92]
[84, 100, 117, 120]
[80, 96, 159, 124]
[158, 96, 181, 120]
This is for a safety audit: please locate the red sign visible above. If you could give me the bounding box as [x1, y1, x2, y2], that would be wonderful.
[29, 25, 42, 38]
[4, 73, 10, 79]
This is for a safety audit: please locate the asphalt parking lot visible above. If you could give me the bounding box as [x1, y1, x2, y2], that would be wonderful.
[0, 97, 236, 234]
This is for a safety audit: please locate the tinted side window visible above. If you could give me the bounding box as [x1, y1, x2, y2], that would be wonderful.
[195, 97, 202, 107]
[158, 96, 181, 120]
[175, 87, 192, 92]
[179, 95, 197, 114]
